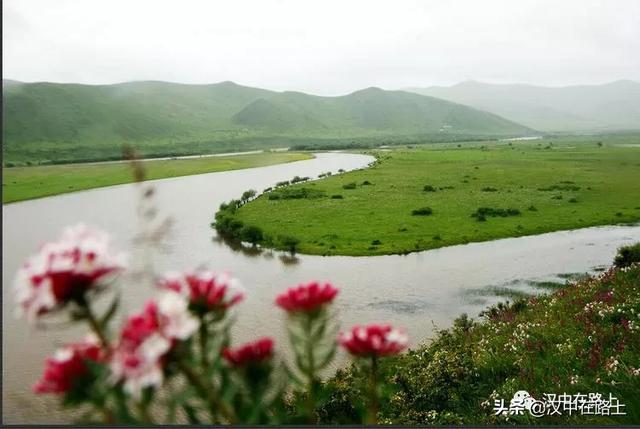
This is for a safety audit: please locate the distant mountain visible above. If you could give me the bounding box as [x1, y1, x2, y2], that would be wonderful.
[2, 79, 531, 163]
[405, 80, 640, 132]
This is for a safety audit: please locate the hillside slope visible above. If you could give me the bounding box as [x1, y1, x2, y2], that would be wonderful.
[3, 80, 532, 163]
[406, 80, 640, 132]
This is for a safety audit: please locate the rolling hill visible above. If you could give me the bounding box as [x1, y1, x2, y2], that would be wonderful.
[2, 80, 532, 163]
[405, 80, 640, 132]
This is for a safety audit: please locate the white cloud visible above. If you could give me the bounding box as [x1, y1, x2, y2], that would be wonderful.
[3, 0, 639, 95]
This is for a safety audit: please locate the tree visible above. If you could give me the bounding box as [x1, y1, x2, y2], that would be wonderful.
[241, 189, 257, 204]
[279, 235, 300, 255]
[240, 225, 264, 245]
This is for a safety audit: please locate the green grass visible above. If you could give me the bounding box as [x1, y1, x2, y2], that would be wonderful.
[232, 137, 640, 255]
[318, 261, 640, 425]
[2, 152, 312, 203]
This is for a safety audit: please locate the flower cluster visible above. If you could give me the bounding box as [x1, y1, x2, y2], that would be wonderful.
[14, 224, 126, 321]
[33, 335, 103, 394]
[275, 281, 338, 313]
[110, 291, 199, 397]
[19, 225, 411, 425]
[339, 324, 409, 357]
[159, 270, 244, 315]
[223, 337, 274, 367]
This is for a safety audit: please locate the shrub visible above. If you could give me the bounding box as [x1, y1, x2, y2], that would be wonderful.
[371, 239, 382, 245]
[613, 242, 640, 267]
[568, 197, 578, 203]
[241, 189, 257, 203]
[471, 207, 520, 221]
[279, 235, 300, 255]
[239, 225, 264, 244]
[481, 187, 498, 192]
[342, 182, 357, 190]
[276, 180, 290, 187]
[270, 188, 325, 200]
[291, 176, 310, 184]
[331, 194, 344, 199]
[538, 184, 581, 192]
[411, 207, 433, 216]
[528, 205, 538, 211]
[423, 185, 437, 192]
[362, 180, 372, 185]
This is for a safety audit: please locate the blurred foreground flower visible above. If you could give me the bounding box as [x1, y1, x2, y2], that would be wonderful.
[110, 291, 198, 397]
[275, 281, 338, 313]
[339, 324, 408, 357]
[159, 270, 244, 316]
[14, 224, 126, 321]
[33, 334, 103, 394]
[223, 337, 274, 367]
[339, 323, 409, 424]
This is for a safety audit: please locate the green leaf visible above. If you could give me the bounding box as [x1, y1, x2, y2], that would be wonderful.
[183, 403, 202, 424]
[317, 344, 337, 369]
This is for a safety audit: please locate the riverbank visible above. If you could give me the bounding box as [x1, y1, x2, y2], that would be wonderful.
[227, 140, 640, 255]
[318, 259, 640, 425]
[2, 151, 313, 203]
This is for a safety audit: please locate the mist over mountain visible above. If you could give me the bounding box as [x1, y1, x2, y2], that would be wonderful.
[405, 80, 640, 132]
[2, 80, 532, 162]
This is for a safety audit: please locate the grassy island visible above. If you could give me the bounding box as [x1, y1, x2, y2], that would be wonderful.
[223, 137, 640, 256]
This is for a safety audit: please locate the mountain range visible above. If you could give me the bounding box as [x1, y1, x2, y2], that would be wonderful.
[4, 78, 639, 163]
[405, 80, 640, 132]
[2, 80, 530, 163]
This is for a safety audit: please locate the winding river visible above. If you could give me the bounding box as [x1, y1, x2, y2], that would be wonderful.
[3, 152, 640, 423]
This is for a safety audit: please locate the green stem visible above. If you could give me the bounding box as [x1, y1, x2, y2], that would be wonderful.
[136, 401, 154, 424]
[199, 316, 209, 371]
[77, 295, 110, 351]
[177, 358, 235, 424]
[305, 315, 317, 424]
[367, 355, 379, 425]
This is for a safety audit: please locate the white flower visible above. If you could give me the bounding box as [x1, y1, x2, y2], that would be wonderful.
[157, 291, 199, 339]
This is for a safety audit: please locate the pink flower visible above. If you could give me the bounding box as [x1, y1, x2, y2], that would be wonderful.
[110, 291, 198, 397]
[339, 324, 409, 357]
[223, 337, 274, 367]
[158, 270, 244, 314]
[275, 281, 339, 313]
[33, 335, 102, 394]
[14, 224, 126, 321]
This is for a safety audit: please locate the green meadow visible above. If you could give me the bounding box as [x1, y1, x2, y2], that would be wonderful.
[232, 137, 640, 255]
[2, 151, 312, 203]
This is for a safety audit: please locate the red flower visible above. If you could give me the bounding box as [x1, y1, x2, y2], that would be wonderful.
[275, 281, 338, 313]
[339, 324, 408, 357]
[119, 301, 161, 349]
[33, 336, 102, 394]
[15, 224, 126, 321]
[223, 337, 274, 367]
[159, 271, 244, 313]
[110, 291, 199, 398]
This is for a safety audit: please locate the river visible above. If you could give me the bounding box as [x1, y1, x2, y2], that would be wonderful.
[3, 152, 640, 423]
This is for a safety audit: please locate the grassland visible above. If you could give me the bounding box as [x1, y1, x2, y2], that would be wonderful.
[2, 152, 312, 203]
[318, 259, 640, 425]
[231, 137, 640, 255]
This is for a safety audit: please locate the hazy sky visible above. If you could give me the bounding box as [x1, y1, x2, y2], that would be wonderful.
[3, 0, 640, 95]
